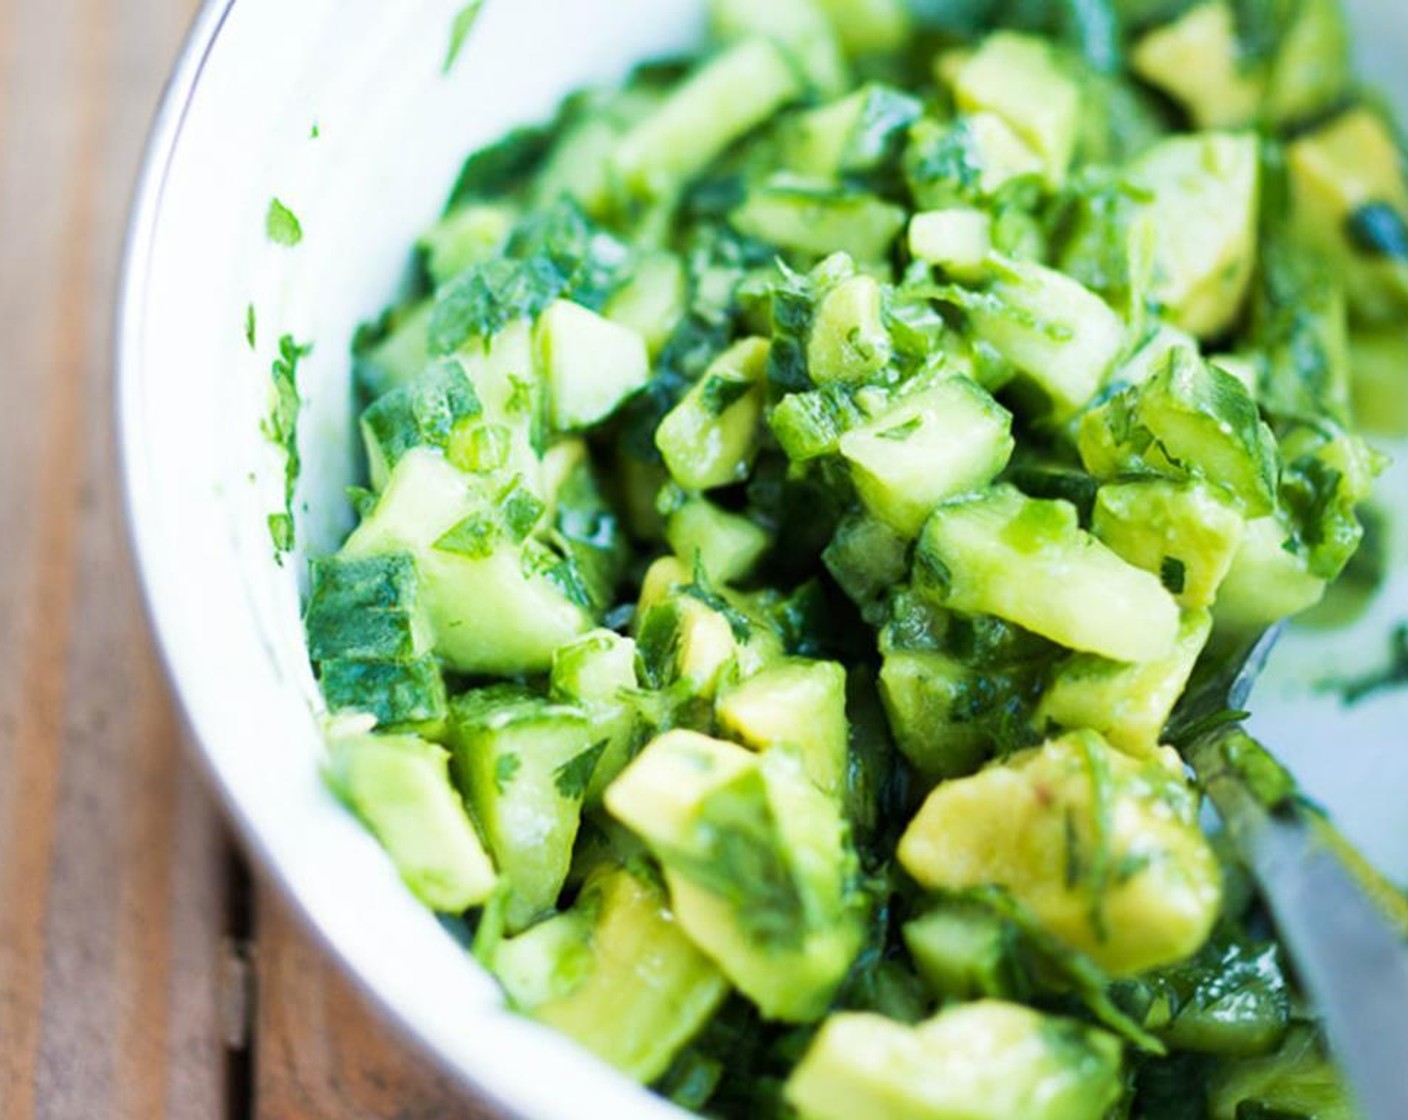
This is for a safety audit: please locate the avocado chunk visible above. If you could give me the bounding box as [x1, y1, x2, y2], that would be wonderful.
[898, 731, 1222, 975]
[1132, 3, 1265, 129]
[493, 866, 729, 1082]
[663, 494, 771, 585]
[656, 338, 769, 491]
[785, 1001, 1124, 1120]
[325, 730, 497, 913]
[604, 730, 866, 1022]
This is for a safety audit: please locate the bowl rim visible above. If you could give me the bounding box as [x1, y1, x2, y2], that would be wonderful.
[113, 4, 529, 1115]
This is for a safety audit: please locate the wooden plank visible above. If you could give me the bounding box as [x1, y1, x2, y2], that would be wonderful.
[251, 883, 502, 1120]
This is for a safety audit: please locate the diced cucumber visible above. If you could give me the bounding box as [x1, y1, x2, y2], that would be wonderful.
[1207, 1023, 1359, 1120]
[360, 357, 484, 490]
[656, 338, 769, 491]
[1093, 481, 1245, 610]
[916, 486, 1181, 663]
[1114, 324, 1199, 389]
[903, 903, 1015, 1001]
[606, 252, 686, 358]
[305, 552, 432, 663]
[1131, 3, 1265, 129]
[1037, 609, 1213, 758]
[356, 301, 433, 399]
[811, 0, 909, 55]
[838, 378, 1014, 538]
[1129, 133, 1260, 339]
[604, 731, 865, 1023]
[664, 495, 771, 585]
[550, 630, 641, 803]
[612, 38, 802, 199]
[450, 687, 596, 931]
[495, 866, 729, 1082]
[1265, 0, 1351, 127]
[769, 383, 866, 463]
[899, 732, 1222, 975]
[419, 202, 516, 287]
[318, 656, 449, 734]
[953, 255, 1125, 418]
[710, 0, 849, 95]
[325, 730, 496, 913]
[785, 1003, 1123, 1120]
[948, 33, 1081, 186]
[731, 177, 907, 264]
[904, 114, 1045, 210]
[1214, 515, 1327, 633]
[807, 275, 892, 385]
[716, 658, 849, 796]
[535, 299, 650, 431]
[780, 84, 923, 181]
[532, 114, 622, 219]
[455, 319, 545, 488]
[908, 208, 992, 281]
[822, 513, 909, 621]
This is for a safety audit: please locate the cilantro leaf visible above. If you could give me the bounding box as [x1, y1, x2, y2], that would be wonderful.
[444, 0, 486, 74]
[244, 303, 257, 351]
[553, 741, 608, 800]
[266, 198, 303, 247]
[261, 335, 313, 553]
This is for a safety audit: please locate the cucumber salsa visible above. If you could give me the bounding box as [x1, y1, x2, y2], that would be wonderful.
[305, 1, 1408, 1116]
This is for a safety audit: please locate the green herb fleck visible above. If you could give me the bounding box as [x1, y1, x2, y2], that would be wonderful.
[493, 752, 521, 793]
[266, 198, 303, 247]
[261, 335, 312, 554]
[309, 122, 321, 140]
[1160, 557, 1187, 596]
[1324, 624, 1408, 706]
[877, 416, 923, 442]
[553, 740, 608, 800]
[244, 303, 257, 351]
[444, 0, 486, 75]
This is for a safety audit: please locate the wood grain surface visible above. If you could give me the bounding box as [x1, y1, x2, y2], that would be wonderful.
[0, 3, 497, 1117]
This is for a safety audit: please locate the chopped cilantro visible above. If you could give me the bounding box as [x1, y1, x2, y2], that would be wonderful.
[493, 752, 521, 793]
[1325, 623, 1408, 706]
[266, 198, 303, 247]
[444, 0, 486, 75]
[261, 335, 312, 554]
[1160, 557, 1186, 596]
[244, 303, 257, 351]
[553, 740, 608, 800]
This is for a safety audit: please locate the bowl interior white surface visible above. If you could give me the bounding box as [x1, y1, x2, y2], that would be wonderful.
[120, 2, 1408, 1115]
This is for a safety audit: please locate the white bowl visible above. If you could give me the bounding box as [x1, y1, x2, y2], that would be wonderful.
[117, 2, 1408, 1117]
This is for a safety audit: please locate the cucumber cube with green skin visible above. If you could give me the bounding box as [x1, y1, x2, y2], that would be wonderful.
[949, 33, 1082, 186]
[716, 659, 849, 797]
[769, 383, 866, 463]
[325, 731, 496, 913]
[612, 38, 802, 200]
[839, 378, 1015, 539]
[344, 451, 592, 676]
[904, 114, 1045, 211]
[780, 83, 923, 181]
[953, 255, 1125, 419]
[908, 209, 992, 281]
[305, 553, 431, 663]
[656, 338, 769, 491]
[807, 275, 892, 385]
[535, 299, 650, 431]
[917, 486, 1181, 663]
[418, 202, 516, 287]
[604, 730, 866, 1023]
[1093, 481, 1245, 610]
[318, 656, 449, 734]
[1079, 348, 1279, 518]
[494, 866, 729, 1082]
[605, 252, 686, 359]
[899, 732, 1222, 975]
[710, 0, 849, 96]
[1129, 133, 1260, 339]
[1213, 516, 1327, 633]
[451, 687, 598, 932]
[550, 630, 641, 804]
[822, 513, 909, 620]
[360, 357, 484, 490]
[902, 903, 1016, 1002]
[731, 178, 908, 265]
[1037, 609, 1213, 759]
[664, 496, 771, 585]
[785, 1002, 1123, 1120]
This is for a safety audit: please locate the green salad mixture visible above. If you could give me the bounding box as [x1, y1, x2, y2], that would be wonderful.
[302, 0, 1408, 1116]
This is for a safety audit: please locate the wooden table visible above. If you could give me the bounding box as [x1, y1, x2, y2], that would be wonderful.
[0, 4, 497, 1116]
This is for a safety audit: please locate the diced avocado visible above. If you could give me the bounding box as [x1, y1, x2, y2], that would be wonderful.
[604, 731, 866, 1022]
[419, 202, 516, 287]
[904, 114, 1046, 210]
[535, 299, 650, 431]
[1037, 609, 1213, 758]
[1288, 106, 1408, 326]
[1207, 1023, 1359, 1120]
[917, 486, 1181, 663]
[664, 496, 771, 585]
[822, 513, 909, 620]
[948, 33, 1082, 186]
[360, 357, 484, 490]
[605, 252, 686, 358]
[785, 1002, 1123, 1120]
[325, 730, 496, 913]
[710, 0, 849, 95]
[1264, 0, 1351, 127]
[612, 38, 802, 199]
[903, 903, 1016, 1001]
[898, 732, 1222, 975]
[1092, 481, 1246, 610]
[356, 300, 433, 399]
[731, 177, 907, 264]
[1079, 348, 1279, 518]
[811, 0, 909, 55]
[656, 338, 769, 491]
[550, 630, 641, 803]
[636, 584, 778, 699]
[344, 452, 592, 676]
[908, 208, 992, 281]
[1131, 3, 1265, 130]
[780, 83, 923, 182]
[838, 378, 1015, 538]
[1214, 515, 1327, 632]
[1350, 328, 1408, 436]
[952, 254, 1125, 418]
[450, 687, 597, 931]
[807, 274, 892, 385]
[716, 659, 849, 796]
[494, 866, 729, 1082]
